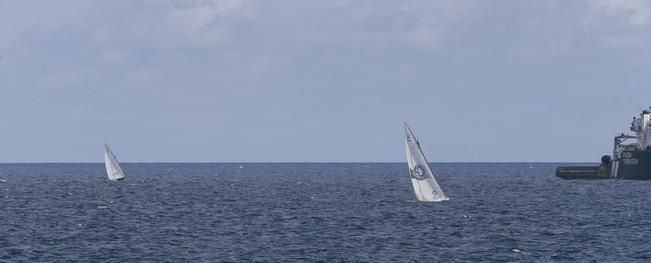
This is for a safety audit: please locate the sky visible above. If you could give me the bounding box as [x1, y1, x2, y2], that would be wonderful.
[1, 0, 651, 162]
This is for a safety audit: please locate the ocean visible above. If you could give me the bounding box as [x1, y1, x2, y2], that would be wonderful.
[1, 163, 650, 262]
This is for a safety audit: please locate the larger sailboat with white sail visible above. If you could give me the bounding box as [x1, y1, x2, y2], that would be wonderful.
[404, 123, 448, 202]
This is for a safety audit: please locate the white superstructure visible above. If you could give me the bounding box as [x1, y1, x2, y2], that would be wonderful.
[630, 110, 651, 150]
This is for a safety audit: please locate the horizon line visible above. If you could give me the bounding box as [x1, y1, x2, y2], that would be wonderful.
[0, 161, 599, 164]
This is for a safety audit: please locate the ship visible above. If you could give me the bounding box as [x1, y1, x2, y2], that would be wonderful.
[557, 108, 651, 180]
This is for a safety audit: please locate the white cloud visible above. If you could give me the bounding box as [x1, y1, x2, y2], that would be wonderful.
[168, 0, 250, 46]
[592, 0, 651, 25]
[287, 1, 486, 50]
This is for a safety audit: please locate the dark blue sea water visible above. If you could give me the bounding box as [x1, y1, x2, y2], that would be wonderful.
[1, 163, 650, 262]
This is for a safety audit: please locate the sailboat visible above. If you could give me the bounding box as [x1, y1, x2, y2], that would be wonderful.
[404, 123, 448, 202]
[104, 144, 125, 181]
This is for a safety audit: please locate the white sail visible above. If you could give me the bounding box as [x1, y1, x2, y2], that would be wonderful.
[404, 123, 448, 202]
[104, 144, 125, 181]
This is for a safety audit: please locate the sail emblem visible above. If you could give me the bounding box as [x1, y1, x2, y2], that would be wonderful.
[410, 165, 427, 180]
[406, 134, 412, 142]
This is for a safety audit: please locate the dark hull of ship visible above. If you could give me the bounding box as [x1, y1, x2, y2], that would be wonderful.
[556, 149, 651, 180]
[555, 165, 610, 180]
[615, 149, 651, 180]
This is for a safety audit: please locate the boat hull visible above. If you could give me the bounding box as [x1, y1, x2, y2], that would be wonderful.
[556, 166, 610, 180]
[616, 149, 651, 180]
[556, 149, 651, 180]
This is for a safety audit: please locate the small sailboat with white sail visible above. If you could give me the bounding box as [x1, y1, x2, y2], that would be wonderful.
[404, 122, 448, 202]
[104, 143, 125, 181]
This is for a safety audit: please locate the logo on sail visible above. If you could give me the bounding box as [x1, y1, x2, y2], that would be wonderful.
[410, 165, 427, 180]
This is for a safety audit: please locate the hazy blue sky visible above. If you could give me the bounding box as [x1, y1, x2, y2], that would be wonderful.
[1, 0, 651, 162]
